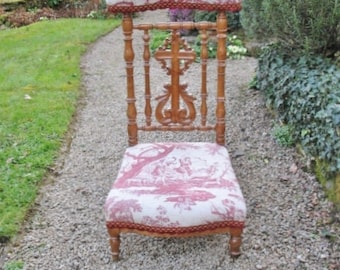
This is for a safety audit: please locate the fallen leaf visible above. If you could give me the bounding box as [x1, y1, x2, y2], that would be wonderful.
[289, 163, 298, 174]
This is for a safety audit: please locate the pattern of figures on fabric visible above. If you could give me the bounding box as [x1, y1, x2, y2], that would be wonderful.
[104, 143, 246, 229]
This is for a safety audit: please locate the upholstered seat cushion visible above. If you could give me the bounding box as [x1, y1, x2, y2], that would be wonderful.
[105, 142, 246, 234]
[105, 0, 242, 13]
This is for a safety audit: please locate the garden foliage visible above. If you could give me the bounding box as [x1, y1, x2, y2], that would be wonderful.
[192, 34, 247, 60]
[194, 10, 241, 32]
[240, 0, 340, 56]
[167, 9, 241, 33]
[256, 45, 340, 174]
[25, 0, 84, 8]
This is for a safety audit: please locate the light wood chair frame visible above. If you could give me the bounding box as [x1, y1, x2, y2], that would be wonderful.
[107, 12, 243, 261]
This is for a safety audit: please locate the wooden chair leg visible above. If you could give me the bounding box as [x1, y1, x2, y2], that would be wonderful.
[108, 228, 120, 261]
[229, 228, 242, 257]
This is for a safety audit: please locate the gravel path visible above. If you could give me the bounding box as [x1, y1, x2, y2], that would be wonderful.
[1, 10, 339, 270]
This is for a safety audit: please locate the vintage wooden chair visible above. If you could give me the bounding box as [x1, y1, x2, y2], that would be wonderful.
[104, 0, 246, 261]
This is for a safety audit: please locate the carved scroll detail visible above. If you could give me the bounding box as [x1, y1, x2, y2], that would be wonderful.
[155, 83, 196, 126]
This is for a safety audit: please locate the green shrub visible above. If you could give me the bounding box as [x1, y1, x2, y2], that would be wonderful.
[240, 0, 340, 56]
[257, 45, 340, 174]
[194, 10, 217, 22]
[46, 0, 62, 7]
[272, 123, 295, 148]
[194, 11, 241, 32]
[150, 30, 247, 60]
[193, 35, 218, 59]
[25, 0, 90, 9]
[227, 34, 247, 60]
[240, 0, 270, 40]
[149, 29, 170, 53]
[193, 34, 247, 60]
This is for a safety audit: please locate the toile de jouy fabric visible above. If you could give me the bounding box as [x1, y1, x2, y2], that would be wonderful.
[104, 142, 246, 234]
[105, 0, 242, 13]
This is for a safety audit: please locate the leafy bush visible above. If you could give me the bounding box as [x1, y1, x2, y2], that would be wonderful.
[193, 36, 218, 59]
[240, 0, 269, 39]
[167, 10, 241, 34]
[46, 0, 63, 8]
[272, 123, 295, 148]
[194, 10, 241, 32]
[150, 30, 247, 60]
[256, 45, 340, 174]
[193, 34, 247, 60]
[227, 34, 247, 60]
[4, 7, 57, 27]
[25, 0, 64, 9]
[240, 0, 340, 56]
[193, 9, 216, 22]
[149, 29, 170, 53]
[25, 0, 98, 11]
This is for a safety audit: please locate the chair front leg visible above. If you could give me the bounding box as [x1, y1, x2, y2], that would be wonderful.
[108, 228, 121, 261]
[229, 227, 242, 257]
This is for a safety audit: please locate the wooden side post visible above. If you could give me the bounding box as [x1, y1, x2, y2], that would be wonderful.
[123, 14, 138, 146]
[215, 11, 227, 145]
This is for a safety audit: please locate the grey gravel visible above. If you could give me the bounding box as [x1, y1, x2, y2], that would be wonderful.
[1, 10, 339, 270]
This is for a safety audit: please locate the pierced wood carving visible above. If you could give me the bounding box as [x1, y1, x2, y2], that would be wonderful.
[154, 30, 197, 126]
[155, 82, 196, 126]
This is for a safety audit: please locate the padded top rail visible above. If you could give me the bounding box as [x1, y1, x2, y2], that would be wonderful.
[106, 0, 242, 13]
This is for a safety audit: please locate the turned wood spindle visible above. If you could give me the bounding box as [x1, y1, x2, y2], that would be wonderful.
[215, 11, 227, 146]
[142, 29, 152, 127]
[123, 14, 138, 146]
[200, 28, 209, 127]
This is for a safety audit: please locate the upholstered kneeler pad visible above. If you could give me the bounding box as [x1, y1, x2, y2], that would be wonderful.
[106, 0, 242, 13]
[105, 142, 246, 234]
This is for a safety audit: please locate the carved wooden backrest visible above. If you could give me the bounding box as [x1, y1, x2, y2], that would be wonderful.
[122, 12, 229, 146]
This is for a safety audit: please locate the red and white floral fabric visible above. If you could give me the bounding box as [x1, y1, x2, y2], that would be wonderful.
[105, 0, 242, 13]
[105, 142, 246, 234]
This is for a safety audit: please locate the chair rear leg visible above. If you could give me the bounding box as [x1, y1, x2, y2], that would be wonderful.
[229, 228, 242, 257]
[108, 228, 120, 261]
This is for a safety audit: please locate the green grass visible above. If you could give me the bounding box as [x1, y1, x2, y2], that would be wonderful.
[150, 29, 170, 52]
[3, 260, 24, 270]
[0, 0, 23, 3]
[0, 18, 120, 241]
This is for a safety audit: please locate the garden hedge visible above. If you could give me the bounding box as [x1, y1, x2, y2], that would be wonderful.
[256, 45, 340, 201]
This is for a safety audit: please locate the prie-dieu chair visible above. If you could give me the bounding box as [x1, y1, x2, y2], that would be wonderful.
[103, 0, 246, 261]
